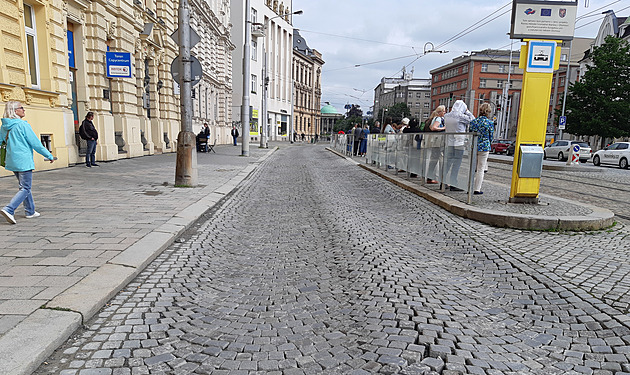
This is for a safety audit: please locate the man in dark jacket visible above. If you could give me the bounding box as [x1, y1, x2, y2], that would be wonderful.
[353, 124, 364, 156]
[80, 112, 99, 167]
[402, 118, 422, 177]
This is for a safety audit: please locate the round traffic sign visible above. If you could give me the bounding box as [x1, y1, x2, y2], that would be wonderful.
[171, 55, 203, 87]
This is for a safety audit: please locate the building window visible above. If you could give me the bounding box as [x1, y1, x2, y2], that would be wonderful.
[481, 63, 488, 73]
[251, 74, 257, 93]
[250, 7, 257, 24]
[461, 79, 467, 88]
[425, 92, 430, 98]
[499, 65, 506, 73]
[560, 54, 568, 62]
[423, 103, 429, 109]
[510, 65, 515, 73]
[479, 79, 486, 88]
[416, 93, 422, 98]
[497, 80, 503, 88]
[462, 65, 468, 73]
[560, 77, 566, 86]
[24, 3, 40, 87]
[251, 40, 257, 61]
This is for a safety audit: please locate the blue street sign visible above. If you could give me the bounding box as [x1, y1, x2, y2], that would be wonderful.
[106, 52, 132, 78]
[573, 144, 580, 153]
[559, 116, 566, 126]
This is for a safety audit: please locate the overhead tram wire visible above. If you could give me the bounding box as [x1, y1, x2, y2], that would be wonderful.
[434, 2, 512, 50]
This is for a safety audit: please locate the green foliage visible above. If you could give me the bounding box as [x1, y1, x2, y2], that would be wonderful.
[565, 36, 630, 139]
[333, 115, 363, 133]
[378, 103, 411, 123]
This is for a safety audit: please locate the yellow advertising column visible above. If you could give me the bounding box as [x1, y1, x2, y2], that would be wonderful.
[509, 39, 561, 203]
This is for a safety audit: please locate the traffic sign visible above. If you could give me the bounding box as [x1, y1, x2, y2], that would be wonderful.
[559, 115, 566, 130]
[171, 55, 202, 87]
[170, 27, 201, 48]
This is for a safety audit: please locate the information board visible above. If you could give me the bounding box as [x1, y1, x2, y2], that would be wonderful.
[510, 0, 577, 41]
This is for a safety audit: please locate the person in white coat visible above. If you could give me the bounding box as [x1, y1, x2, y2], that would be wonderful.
[443, 100, 474, 191]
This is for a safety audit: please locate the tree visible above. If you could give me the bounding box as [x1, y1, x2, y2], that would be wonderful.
[347, 104, 363, 118]
[386, 103, 411, 123]
[564, 36, 630, 142]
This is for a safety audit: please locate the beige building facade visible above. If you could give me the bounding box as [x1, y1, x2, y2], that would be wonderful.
[0, 0, 233, 176]
[292, 29, 323, 141]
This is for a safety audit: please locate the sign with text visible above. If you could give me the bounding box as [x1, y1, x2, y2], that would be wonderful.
[106, 52, 132, 78]
[510, 0, 577, 41]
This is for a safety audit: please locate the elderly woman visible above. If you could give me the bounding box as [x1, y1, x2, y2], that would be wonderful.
[0, 101, 55, 224]
[469, 103, 494, 195]
[443, 100, 474, 191]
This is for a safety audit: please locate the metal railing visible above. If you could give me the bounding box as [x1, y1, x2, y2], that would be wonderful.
[332, 133, 478, 204]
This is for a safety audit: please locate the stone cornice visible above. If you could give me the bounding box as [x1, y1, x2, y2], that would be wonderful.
[0, 84, 17, 102]
[22, 87, 60, 108]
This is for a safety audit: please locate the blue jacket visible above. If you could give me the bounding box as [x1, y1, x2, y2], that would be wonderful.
[0, 118, 54, 172]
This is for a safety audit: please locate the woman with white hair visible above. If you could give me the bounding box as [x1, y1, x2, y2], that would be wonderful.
[443, 100, 474, 191]
[0, 101, 55, 224]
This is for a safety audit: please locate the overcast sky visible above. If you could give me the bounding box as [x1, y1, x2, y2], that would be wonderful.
[291, 0, 630, 114]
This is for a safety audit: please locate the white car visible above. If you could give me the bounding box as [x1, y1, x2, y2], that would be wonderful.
[592, 142, 630, 169]
[543, 140, 591, 163]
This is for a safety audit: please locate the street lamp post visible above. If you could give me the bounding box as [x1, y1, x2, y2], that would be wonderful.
[240, 0, 252, 156]
[253, 10, 303, 148]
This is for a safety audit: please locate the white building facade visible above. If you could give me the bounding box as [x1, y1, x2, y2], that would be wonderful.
[190, 0, 235, 145]
[231, 0, 295, 142]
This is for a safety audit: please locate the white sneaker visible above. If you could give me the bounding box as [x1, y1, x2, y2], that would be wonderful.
[1, 209, 16, 224]
[25, 211, 40, 219]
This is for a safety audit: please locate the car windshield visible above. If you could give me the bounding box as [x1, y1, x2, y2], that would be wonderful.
[571, 142, 589, 147]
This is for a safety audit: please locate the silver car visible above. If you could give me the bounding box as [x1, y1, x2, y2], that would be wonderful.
[543, 140, 591, 163]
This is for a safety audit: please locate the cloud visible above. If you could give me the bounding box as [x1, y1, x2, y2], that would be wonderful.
[292, 0, 615, 112]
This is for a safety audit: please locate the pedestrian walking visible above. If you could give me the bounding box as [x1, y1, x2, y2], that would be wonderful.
[79, 112, 99, 167]
[231, 126, 239, 146]
[425, 105, 446, 184]
[443, 100, 474, 191]
[469, 103, 494, 195]
[0, 101, 55, 224]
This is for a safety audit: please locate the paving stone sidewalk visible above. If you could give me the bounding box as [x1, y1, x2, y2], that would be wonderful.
[33, 145, 630, 375]
[0, 144, 272, 373]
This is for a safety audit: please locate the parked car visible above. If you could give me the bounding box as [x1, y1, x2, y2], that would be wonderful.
[491, 140, 513, 154]
[506, 142, 515, 156]
[592, 142, 630, 169]
[543, 140, 591, 162]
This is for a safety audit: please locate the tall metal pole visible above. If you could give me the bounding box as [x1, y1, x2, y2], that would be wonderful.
[240, 0, 251, 156]
[175, 0, 198, 186]
[559, 40, 573, 140]
[260, 29, 268, 149]
[503, 40, 514, 139]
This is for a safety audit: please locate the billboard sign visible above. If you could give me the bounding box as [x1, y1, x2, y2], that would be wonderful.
[510, 0, 577, 41]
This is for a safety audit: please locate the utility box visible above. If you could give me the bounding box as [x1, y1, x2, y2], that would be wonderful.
[518, 145, 544, 178]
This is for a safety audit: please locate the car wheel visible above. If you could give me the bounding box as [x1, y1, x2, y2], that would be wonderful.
[558, 152, 564, 161]
[593, 155, 601, 166]
[620, 158, 628, 169]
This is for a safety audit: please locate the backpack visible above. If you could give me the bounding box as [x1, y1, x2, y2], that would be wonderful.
[78, 123, 89, 140]
[420, 117, 433, 132]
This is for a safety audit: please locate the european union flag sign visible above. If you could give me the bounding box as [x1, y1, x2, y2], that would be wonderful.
[541, 8, 552, 16]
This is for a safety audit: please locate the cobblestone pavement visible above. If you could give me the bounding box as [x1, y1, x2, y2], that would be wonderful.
[36, 145, 630, 375]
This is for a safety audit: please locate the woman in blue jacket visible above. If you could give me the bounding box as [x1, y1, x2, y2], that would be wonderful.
[0, 101, 55, 224]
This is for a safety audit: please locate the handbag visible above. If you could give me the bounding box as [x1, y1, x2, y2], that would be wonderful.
[0, 130, 9, 167]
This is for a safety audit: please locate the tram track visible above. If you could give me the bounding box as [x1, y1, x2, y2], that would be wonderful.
[487, 160, 630, 222]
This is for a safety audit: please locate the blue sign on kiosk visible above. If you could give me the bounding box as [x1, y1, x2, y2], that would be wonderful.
[106, 52, 132, 78]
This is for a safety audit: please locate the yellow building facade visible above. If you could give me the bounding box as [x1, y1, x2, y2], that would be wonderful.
[0, 0, 234, 176]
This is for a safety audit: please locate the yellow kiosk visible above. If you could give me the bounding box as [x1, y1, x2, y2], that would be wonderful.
[509, 0, 578, 203]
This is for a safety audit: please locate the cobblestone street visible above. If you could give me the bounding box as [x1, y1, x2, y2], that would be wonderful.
[36, 145, 630, 375]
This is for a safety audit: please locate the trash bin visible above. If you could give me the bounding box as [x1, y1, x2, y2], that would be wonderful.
[518, 145, 544, 178]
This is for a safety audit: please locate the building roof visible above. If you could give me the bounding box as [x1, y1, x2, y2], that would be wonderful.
[321, 103, 339, 114]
